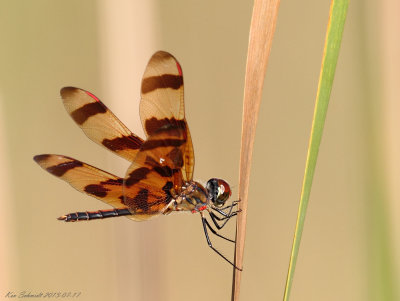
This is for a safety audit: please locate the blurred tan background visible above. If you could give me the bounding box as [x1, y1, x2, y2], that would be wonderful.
[0, 0, 398, 300]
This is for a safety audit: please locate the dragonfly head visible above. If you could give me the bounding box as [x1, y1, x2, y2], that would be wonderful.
[206, 178, 231, 207]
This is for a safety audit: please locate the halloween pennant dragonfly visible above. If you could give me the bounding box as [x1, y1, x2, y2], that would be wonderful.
[34, 51, 239, 268]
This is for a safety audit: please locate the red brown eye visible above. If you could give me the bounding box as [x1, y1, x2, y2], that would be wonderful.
[206, 178, 231, 207]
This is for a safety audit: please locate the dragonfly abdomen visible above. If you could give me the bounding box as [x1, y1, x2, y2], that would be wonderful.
[58, 208, 132, 222]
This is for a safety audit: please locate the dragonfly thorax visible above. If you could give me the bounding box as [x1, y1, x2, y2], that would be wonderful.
[175, 181, 209, 212]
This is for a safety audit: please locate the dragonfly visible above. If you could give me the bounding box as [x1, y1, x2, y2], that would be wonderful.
[34, 51, 240, 269]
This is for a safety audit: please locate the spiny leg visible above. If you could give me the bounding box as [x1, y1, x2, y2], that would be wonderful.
[210, 201, 241, 231]
[211, 202, 240, 218]
[58, 208, 132, 222]
[203, 217, 235, 243]
[208, 200, 240, 235]
[210, 210, 238, 221]
[209, 211, 238, 230]
[201, 216, 242, 271]
[218, 200, 240, 211]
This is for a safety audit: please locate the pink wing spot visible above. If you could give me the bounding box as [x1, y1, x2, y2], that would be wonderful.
[85, 91, 100, 102]
[176, 62, 183, 76]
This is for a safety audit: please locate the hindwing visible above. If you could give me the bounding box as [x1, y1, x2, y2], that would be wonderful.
[34, 154, 127, 209]
[122, 125, 187, 220]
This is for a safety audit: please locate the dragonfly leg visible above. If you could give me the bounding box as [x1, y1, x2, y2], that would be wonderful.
[209, 211, 237, 230]
[218, 200, 240, 211]
[202, 215, 235, 243]
[201, 216, 242, 271]
[211, 202, 241, 218]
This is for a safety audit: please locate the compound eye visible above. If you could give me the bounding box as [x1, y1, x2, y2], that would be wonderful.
[206, 178, 231, 207]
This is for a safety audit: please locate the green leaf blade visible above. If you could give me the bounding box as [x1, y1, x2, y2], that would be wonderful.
[283, 1, 349, 300]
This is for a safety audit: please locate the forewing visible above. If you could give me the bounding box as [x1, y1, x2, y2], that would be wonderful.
[123, 125, 187, 221]
[34, 154, 127, 209]
[61, 87, 143, 162]
[140, 51, 194, 181]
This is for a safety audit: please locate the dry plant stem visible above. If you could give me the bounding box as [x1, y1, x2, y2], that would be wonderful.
[231, 0, 281, 300]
